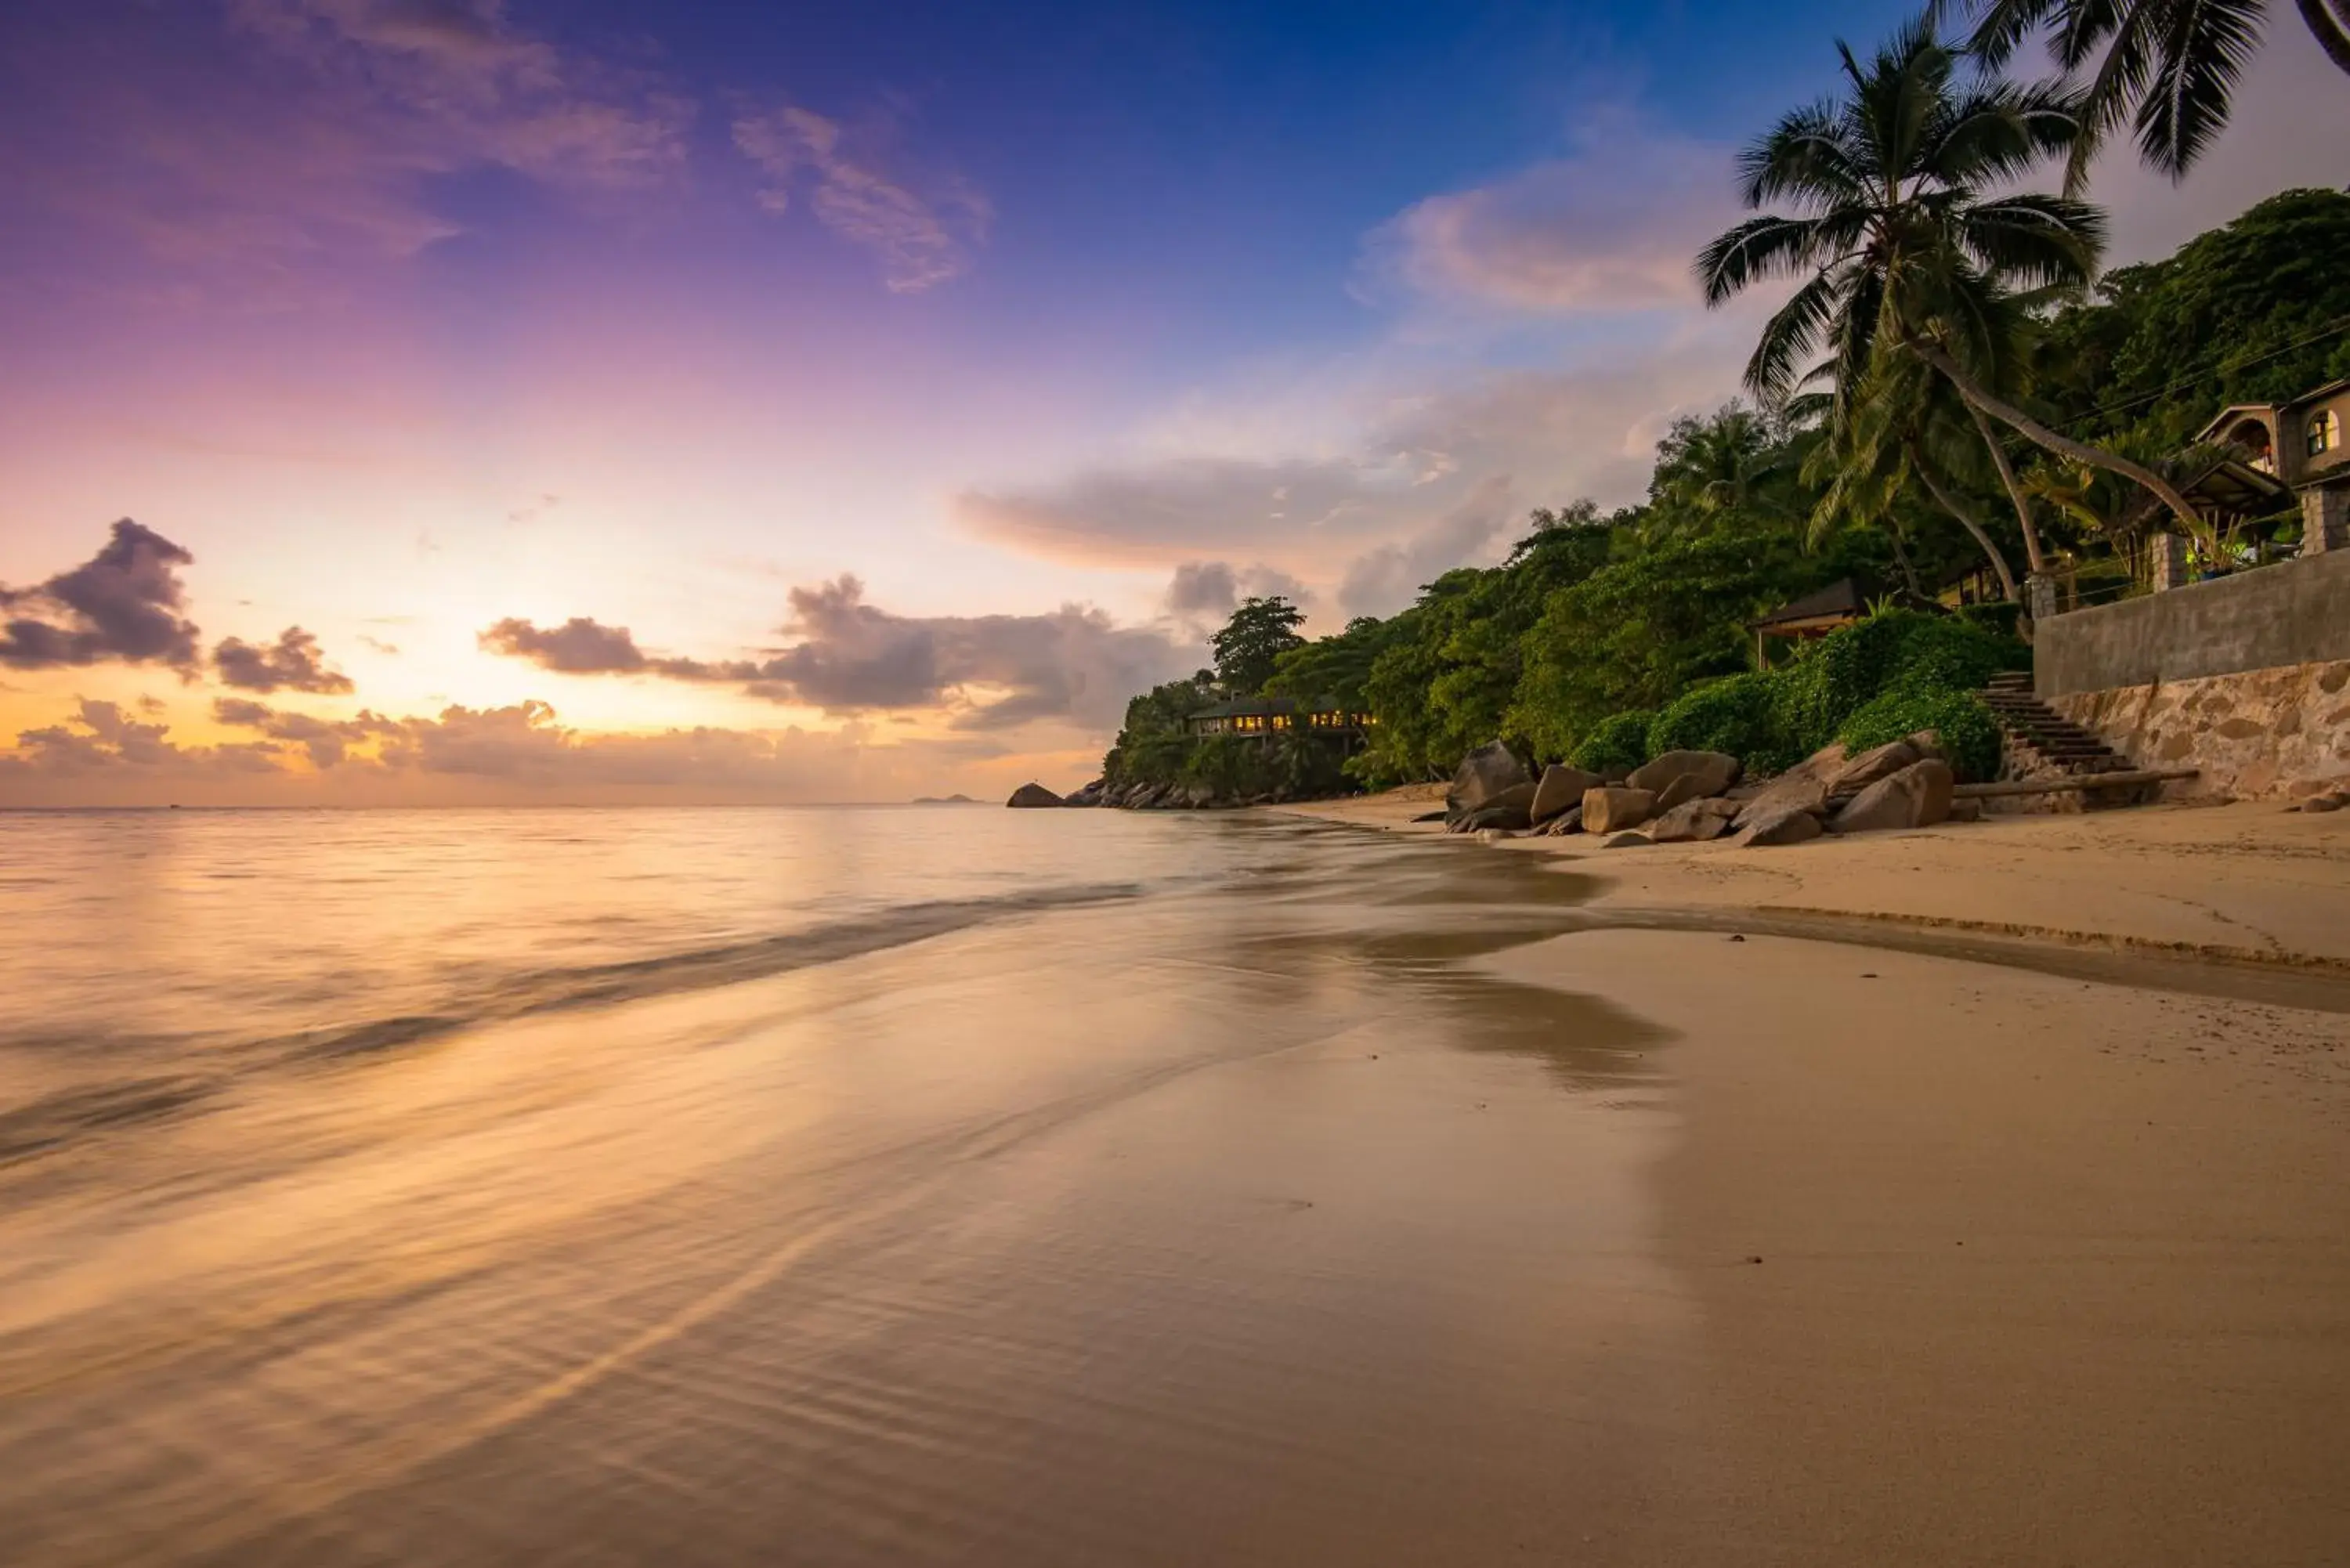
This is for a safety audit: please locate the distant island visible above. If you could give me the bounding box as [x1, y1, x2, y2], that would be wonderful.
[910, 793, 980, 805]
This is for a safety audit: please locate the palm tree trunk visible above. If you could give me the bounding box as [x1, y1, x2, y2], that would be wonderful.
[1884, 521, 1928, 600]
[1911, 341, 2207, 537]
[1965, 403, 2048, 576]
[1907, 438, 2020, 602]
[2298, 0, 2350, 74]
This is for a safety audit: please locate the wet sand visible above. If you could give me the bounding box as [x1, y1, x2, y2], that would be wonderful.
[5, 809, 2348, 1563]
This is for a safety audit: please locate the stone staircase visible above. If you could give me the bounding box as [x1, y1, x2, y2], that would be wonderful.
[1979, 671, 2133, 779]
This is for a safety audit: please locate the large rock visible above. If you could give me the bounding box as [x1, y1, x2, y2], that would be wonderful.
[1628, 750, 1741, 799]
[1007, 782, 1065, 808]
[1648, 797, 1740, 844]
[1730, 742, 1846, 830]
[1541, 804, 1585, 836]
[1582, 786, 1658, 834]
[1459, 795, 1535, 833]
[1530, 764, 1603, 826]
[1828, 740, 1921, 797]
[1830, 758, 1954, 835]
[1904, 730, 1949, 767]
[1448, 740, 1532, 814]
[1651, 771, 1712, 813]
[1731, 775, 1827, 831]
[1063, 778, 1107, 807]
[1447, 781, 1537, 833]
[1732, 802, 1826, 847]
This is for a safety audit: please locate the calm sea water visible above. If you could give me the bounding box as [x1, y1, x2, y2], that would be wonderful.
[0, 805, 1679, 1567]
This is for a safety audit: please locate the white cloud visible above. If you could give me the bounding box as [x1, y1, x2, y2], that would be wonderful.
[1360, 111, 1741, 316]
[732, 101, 992, 291]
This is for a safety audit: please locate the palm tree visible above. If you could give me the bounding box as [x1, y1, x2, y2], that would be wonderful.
[1647, 404, 1806, 541]
[1934, 0, 2350, 185]
[1806, 354, 2028, 602]
[1696, 20, 2206, 559]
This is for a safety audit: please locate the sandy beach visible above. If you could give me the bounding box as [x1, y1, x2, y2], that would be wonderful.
[2, 804, 2346, 1565]
[1285, 792, 2350, 1563]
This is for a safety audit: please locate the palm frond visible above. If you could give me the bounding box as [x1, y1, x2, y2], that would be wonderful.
[2132, 0, 2265, 180]
[1957, 193, 2107, 287]
[1920, 78, 2090, 187]
[1695, 215, 1838, 305]
[1744, 266, 1845, 401]
[1738, 103, 1869, 208]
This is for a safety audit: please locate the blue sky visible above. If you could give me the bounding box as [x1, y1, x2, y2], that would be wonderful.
[0, 0, 2342, 803]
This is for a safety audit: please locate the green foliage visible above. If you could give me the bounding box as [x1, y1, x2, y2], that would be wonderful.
[1210, 596, 1307, 695]
[1102, 677, 1214, 786]
[2037, 190, 2350, 454]
[1568, 711, 1656, 775]
[1647, 674, 1803, 776]
[1265, 616, 1394, 713]
[1510, 523, 1822, 759]
[1772, 609, 2024, 755]
[1094, 192, 2317, 803]
[1955, 601, 2023, 639]
[1350, 507, 1618, 782]
[1838, 689, 2003, 784]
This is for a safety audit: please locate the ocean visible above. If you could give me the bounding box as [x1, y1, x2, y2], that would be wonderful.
[0, 805, 1678, 1566]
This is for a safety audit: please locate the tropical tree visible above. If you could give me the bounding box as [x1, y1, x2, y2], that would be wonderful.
[1209, 595, 1307, 695]
[1935, 0, 2350, 185]
[1806, 355, 2026, 600]
[1695, 20, 2207, 559]
[1647, 404, 1806, 539]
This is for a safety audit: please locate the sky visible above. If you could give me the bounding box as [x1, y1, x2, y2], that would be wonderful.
[2, 0, 2344, 805]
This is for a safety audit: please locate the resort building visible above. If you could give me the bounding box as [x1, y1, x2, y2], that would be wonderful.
[2199, 378, 2350, 554]
[1184, 699, 1376, 737]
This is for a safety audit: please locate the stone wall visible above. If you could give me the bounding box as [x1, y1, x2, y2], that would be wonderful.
[2034, 550, 2350, 697]
[2050, 660, 2350, 802]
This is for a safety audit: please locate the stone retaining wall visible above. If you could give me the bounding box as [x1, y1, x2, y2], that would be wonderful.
[2034, 550, 2350, 697]
[2050, 659, 2350, 802]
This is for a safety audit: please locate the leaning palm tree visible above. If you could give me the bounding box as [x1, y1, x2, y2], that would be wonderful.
[1696, 20, 2206, 552]
[1806, 353, 2027, 601]
[1933, 0, 2350, 185]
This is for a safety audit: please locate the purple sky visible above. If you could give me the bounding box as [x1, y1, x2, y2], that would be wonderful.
[2, 0, 2342, 804]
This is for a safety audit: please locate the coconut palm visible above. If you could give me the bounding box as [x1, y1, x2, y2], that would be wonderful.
[1803, 353, 2025, 601]
[1696, 20, 2206, 551]
[1646, 404, 1806, 541]
[1935, 0, 2350, 185]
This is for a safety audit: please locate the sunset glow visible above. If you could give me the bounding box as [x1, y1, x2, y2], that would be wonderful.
[4, 0, 2342, 804]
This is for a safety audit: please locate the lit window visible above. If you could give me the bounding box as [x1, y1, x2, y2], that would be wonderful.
[2312, 409, 2343, 457]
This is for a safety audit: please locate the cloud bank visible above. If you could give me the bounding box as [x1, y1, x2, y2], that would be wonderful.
[480, 576, 1199, 731]
[213, 625, 355, 693]
[0, 520, 202, 672]
[2, 695, 1032, 807]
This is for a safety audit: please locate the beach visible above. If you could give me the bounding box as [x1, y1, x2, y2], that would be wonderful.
[0, 804, 2345, 1563]
[1289, 793, 2350, 1561]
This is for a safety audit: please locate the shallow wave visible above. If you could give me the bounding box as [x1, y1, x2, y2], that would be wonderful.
[2, 881, 1147, 1164]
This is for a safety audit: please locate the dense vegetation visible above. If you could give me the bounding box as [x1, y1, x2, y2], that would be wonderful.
[1098, 14, 2349, 802]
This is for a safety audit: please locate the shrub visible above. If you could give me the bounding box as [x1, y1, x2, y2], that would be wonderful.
[1569, 710, 1656, 774]
[1770, 609, 2026, 758]
[1955, 601, 2023, 639]
[1838, 688, 2003, 782]
[1646, 672, 1802, 775]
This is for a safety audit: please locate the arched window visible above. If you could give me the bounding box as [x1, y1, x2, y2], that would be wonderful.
[2312, 409, 2343, 458]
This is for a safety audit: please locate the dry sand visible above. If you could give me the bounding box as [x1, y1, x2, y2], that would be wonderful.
[1287, 792, 2350, 1563]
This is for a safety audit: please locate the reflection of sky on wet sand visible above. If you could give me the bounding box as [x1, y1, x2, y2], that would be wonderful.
[0, 810, 1698, 1566]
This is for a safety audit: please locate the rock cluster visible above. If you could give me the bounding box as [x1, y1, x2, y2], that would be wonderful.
[1021, 775, 1328, 811]
[1431, 732, 1968, 849]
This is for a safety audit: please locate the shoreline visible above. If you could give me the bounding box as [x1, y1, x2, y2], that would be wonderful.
[1271, 791, 2350, 973]
[1280, 789, 2350, 1562]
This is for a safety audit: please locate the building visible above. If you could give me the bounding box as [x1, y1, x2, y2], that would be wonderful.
[1184, 698, 1375, 737]
[2197, 378, 2350, 554]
